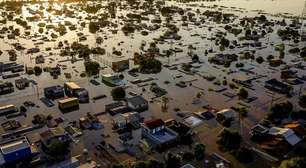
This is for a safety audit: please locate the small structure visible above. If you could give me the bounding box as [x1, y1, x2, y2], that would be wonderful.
[216, 109, 235, 122]
[101, 74, 124, 86]
[1, 120, 21, 131]
[141, 119, 178, 149]
[209, 54, 237, 65]
[119, 112, 143, 129]
[0, 62, 24, 73]
[65, 125, 83, 138]
[40, 127, 70, 147]
[74, 89, 89, 103]
[79, 113, 103, 130]
[183, 115, 204, 128]
[126, 96, 149, 112]
[265, 79, 292, 94]
[106, 101, 131, 116]
[44, 85, 65, 99]
[0, 82, 14, 95]
[15, 78, 30, 90]
[98, 55, 129, 72]
[250, 124, 269, 136]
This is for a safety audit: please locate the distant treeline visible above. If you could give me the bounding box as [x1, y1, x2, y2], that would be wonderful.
[0, 0, 104, 4]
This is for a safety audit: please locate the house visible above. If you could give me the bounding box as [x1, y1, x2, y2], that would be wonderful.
[44, 85, 65, 99]
[79, 113, 103, 130]
[265, 78, 292, 94]
[105, 101, 131, 116]
[100, 55, 129, 72]
[0, 82, 14, 95]
[216, 109, 235, 122]
[1, 120, 21, 131]
[209, 53, 238, 65]
[0, 62, 24, 73]
[0, 137, 39, 165]
[141, 119, 178, 149]
[250, 124, 269, 136]
[268, 127, 301, 146]
[119, 112, 143, 129]
[232, 75, 253, 88]
[15, 78, 30, 90]
[126, 96, 148, 112]
[40, 127, 70, 147]
[183, 115, 204, 128]
[74, 88, 89, 103]
[283, 122, 306, 138]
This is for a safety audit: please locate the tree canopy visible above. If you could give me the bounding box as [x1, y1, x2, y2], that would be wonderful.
[111, 87, 126, 100]
[217, 128, 241, 151]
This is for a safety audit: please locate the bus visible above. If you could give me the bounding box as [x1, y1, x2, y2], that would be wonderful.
[0, 105, 18, 116]
[58, 98, 79, 111]
[64, 82, 81, 96]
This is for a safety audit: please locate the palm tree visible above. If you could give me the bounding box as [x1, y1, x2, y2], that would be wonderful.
[161, 96, 169, 112]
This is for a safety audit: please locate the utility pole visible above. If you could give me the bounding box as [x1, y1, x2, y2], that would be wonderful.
[300, 0, 306, 40]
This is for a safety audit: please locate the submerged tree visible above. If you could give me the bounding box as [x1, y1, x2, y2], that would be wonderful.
[217, 128, 241, 151]
[111, 87, 126, 101]
[84, 60, 100, 76]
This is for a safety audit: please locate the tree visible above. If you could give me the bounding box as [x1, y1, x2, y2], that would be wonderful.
[299, 94, 306, 108]
[192, 54, 199, 62]
[235, 147, 253, 163]
[268, 101, 293, 123]
[111, 87, 126, 100]
[132, 161, 147, 168]
[45, 139, 70, 159]
[256, 56, 264, 64]
[32, 114, 46, 125]
[145, 160, 164, 168]
[89, 22, 100, 34]
[161, 96, 169, 112]
[164, 153, 182, 168]
[237, 87, 248, 100]
[139, 58, 162, 74]
[34, 66, 42, 76]
[194, 143, 206, 160]
[84, 60, 100, 76]
[181, 152, 194, 162]
[217, 129, 241, 151]
[279, 157, 306, 168]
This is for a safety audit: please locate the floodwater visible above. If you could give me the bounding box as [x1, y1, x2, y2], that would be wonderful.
[0, 0, 305, 166]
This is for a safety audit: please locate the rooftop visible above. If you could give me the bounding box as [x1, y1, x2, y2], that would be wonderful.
[0, 137, 30, 155]
[144, 119, 164, 129]
[126, 96, 148, 106]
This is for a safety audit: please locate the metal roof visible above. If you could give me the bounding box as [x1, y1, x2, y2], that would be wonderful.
[0, 137, 30, 155]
